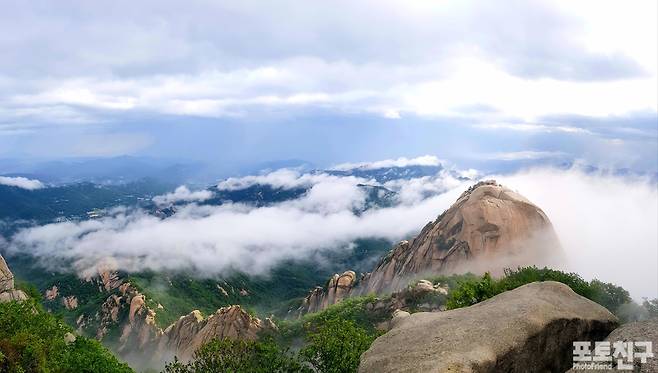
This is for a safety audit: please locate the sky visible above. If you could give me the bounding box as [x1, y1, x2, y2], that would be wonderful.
[0, 0, 656, 173]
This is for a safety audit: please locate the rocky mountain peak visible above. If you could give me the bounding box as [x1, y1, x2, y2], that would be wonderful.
[156, 305, 270, 362]
[360, 180, 562, 293]
[299, 180, 564, 313]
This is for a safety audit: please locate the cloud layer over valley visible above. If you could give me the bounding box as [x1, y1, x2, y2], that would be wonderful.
[3, 161, 657, 299]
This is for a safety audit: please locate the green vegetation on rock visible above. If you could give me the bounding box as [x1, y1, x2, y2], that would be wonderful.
[444, 266, 634, 319]
[163, 317, 377, 373]
[0, 299, 132, 373]
[163, 338, 308, 373]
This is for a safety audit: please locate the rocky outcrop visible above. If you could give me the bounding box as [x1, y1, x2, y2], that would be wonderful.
[91, 281, 160, 353]
[45, 285, 59, 300]
[298, 181, 563, 314]
[361, 180, 562, 293]
[98, 267, 123, 292]
[566, 318, 658, 373]
[62, 295, 78, 310]
[298, 277, 448, 321]
[156, 305, 268, 362]
[67, 267, 274, 367]
[0, 255, 27, 303]
[1, 254, 16, 292]
[299, 270, 357, 314]
[359, 281, 618, 373]
[3, 254, 271, 367]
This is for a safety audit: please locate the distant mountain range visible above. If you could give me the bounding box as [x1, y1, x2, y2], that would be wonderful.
[0, 162, 449, 230]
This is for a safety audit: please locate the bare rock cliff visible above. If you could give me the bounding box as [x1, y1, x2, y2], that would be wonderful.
[361, 180, 562, 293]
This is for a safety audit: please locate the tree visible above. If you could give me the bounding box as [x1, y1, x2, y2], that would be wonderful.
[643, 298, 658, 318]
[589, 279, 631, 314]
[300, 318, 376, 373]
[446, 272, 498, 309]
[163, 338, 308, 373]
[0, 299, 132, 373]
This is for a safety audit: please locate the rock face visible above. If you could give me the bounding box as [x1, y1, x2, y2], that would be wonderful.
[566, 318, 658, 373]
[298, 181, 563, 314]
[361, 180, 562, 293]
[45, 285, 59, 300]
[359, 281, 618, 373]
[54, 266, 272, 367]
[156, 305, 266, 362]
[299, 270, 357, 314]
[0, 254, 16, 292]
[0, 255, 27, 303]
[62, 295, 78, 310]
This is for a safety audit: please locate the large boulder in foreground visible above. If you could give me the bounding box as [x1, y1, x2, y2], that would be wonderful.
[359, 281, 618, 373]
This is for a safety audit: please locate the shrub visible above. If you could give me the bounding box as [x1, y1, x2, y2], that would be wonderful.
[0, 299, 132, 373]
[588, 279, 632, 314]
[643, 298, 658, 318]
[303, 295, 382, 333]
[445, 272, 498, 309]
[163, 338, 308, 373]
[498, 267, 593, 298]
[445, 266, 633, 316]
[300, 318, 377, 373]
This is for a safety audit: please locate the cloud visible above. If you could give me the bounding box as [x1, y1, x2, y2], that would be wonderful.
[217, 168, 372, 191]
[494, 167, 658, 300]
[383, 170, 469, 205]
[4, 165, 656, 301]
[153, 186, 213, 206]
[6, 179, 468, 278]
[330, 155, 443, 171]
[0, 0, 654, 132]
[215, 161, 467, 208]
[475, 122, 591, 134]
[482, 151, 567, 161]
[0, 176, 45, 190]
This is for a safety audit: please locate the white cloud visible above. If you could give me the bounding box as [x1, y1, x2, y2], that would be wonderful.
[494, 168, 658, 300]
[383, 170, 467, 205]
[5, 166, 656, 301]
[475, 122, 591, 134]
[153, 186, 213, 206]
[217, 168, 374, 191]
[0, 176, 45, 190]
[7, 181, 467, 278]
[483, 151, 567, 161]
[330, 155, 443, 171]
[0, 0, 655, 128]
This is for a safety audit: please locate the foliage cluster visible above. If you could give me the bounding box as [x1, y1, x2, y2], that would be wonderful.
[444, 266, 634, 317]
[164, 296, 383, 373]
[0, 299, 133, 373]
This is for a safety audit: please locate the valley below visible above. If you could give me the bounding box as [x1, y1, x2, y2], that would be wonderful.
[1, 163, 657, 372]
